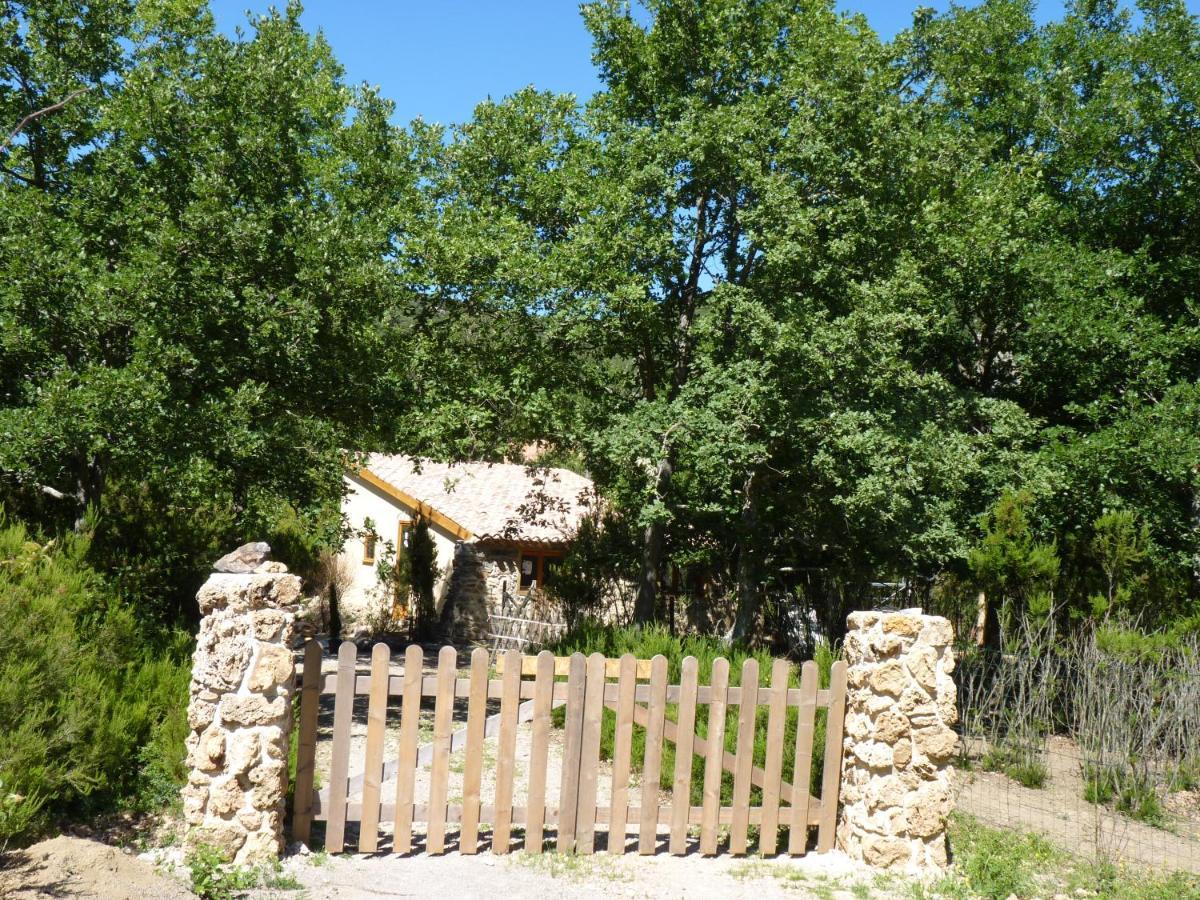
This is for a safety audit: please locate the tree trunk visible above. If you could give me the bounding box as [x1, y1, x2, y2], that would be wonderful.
[633, 455, 673, 624]
[73, 452, 105, 533]
[1192, 469, 1200, 594]
[980, 591, 1002, 653]
[731, 471, 761, 644]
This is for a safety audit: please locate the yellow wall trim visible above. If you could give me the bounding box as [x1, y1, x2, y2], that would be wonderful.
[351, 468, 474, 541]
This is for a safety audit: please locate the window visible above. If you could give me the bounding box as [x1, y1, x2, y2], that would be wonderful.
[398, 521, 414, 558]
[362, 532, 377, 566]
[518, 550, 564, 593]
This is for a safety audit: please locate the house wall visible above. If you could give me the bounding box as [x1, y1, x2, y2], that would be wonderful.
[338, 473, 458, 632]
[442, 543, 566, 644]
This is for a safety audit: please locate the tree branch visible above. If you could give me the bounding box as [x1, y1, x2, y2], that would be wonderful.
[39, 483, 67, 501]
[1, 88, 89, 155]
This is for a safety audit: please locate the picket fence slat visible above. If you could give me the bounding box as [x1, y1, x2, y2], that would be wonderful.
[576, 652, 607, 854]
[788, 660, 819, 856]
[427, 646, 456, 854]
[638, 654, 669, 855]
[525, 650, 555, 853]
[557, 653, 586, 854]
[359, 642, 390, 853]
[699, 656, 729, 856]
[291, 639, 322, 845]
[325, 641, 356, 853]
[817, 660, 849, 853]
[730, 658, 759, 855]
[669, 656, 699, 855]
[608, 653, 637, 855]
[393, 644, 423, 855]
[460, 647, 489, 854]
[295, 642, 848, 860]
[759, 658, 790, 856]
[493, 648, 521, 853]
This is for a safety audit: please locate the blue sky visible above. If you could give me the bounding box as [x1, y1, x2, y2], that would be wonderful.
[205, 1, 1167, 127]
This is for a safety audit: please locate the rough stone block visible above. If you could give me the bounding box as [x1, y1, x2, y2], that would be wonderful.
[218, 695, 287, 728]
[905, 644, 938, 692]
[881, 613, 923, 637]
[861, 834, 911, 868]
[872, 709, 907, 744]
[247, 643, 294, 692]
[188, 700, 217, 732]
[868, 659, 907, 696]
[846, 611, 882, 630]
[913, 725, 957, 761]
[251, 609, 288, 642]
[207, 776, 243, 818]
[226, 730, 262, 776]
[191, 822, 246, 861]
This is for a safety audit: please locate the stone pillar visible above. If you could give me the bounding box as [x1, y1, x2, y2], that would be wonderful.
[182, 543, 302, 864]
[837, 609, 958, 871]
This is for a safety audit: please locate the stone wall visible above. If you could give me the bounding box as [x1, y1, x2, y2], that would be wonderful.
[441, 542, 520, 642]
[837, 609, 958, 872]
[182, 544, 301, 864]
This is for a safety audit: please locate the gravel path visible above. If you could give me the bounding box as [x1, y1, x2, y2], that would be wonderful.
[258, 846, 894, 899]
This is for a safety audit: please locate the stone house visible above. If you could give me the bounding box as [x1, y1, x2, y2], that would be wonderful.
[339, 454, 595, 640]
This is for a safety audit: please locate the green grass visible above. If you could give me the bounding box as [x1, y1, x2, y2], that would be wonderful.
[916, 814, 1200, 900]
[1083, 764, 1168, 828]
[1169, 757, 1200, 793]
[980, 742, 1048, 789]
[729, 859, 809, 885]
[510, 849, 630, 883]
[547, 622, 838, 845]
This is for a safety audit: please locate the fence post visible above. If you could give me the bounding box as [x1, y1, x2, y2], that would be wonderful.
[182, 543, 303, 864]
[837, 609, 958, 871]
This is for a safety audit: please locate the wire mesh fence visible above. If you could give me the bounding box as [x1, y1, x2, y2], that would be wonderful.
[952, 620, 1200, 876]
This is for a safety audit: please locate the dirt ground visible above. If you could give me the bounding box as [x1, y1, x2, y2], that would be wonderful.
[2, 836, 894, 899]
[0, 835, 193, 899]
[953, 735, 1200, 875]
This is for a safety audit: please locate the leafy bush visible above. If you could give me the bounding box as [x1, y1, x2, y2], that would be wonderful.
[0, 516, 191, 844]
[187, 844, 259, 900]
[547, 623, 838, 847]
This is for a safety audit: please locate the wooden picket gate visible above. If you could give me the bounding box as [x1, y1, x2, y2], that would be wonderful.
[291, 641, 848, 857]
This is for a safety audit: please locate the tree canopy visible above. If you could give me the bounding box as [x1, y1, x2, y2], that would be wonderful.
[1, 0, 1197, 638]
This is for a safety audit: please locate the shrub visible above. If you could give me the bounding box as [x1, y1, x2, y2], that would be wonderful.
[0, 515, 191, 844]
[187, 844, 259, 900]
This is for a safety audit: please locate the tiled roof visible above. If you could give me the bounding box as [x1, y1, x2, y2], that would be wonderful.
[359, 454, 595, 544]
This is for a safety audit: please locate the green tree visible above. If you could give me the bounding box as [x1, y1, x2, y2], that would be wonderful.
[0, 1, 423, 616]
[969, 491, 1060, 646]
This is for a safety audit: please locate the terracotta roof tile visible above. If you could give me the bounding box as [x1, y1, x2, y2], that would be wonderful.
[362, 454, 595, 543]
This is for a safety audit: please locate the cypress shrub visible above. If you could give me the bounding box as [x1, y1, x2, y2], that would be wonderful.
[0, 515, 190, 845]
